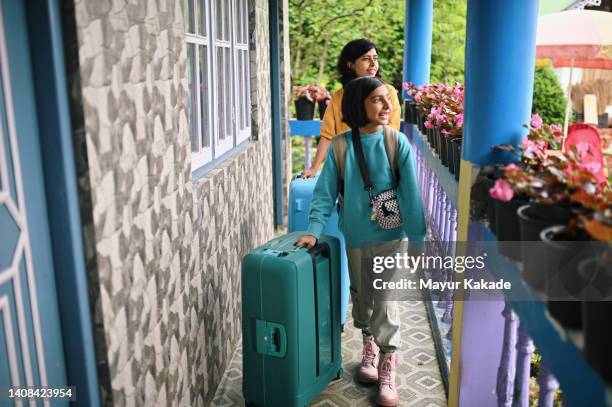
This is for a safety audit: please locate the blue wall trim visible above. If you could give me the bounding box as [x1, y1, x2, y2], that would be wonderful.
[269, 0, 284, 227]
[25, 1, 100, 405]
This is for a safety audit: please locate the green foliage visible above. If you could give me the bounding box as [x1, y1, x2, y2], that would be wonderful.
[289, 0, 467, 92]
[289, 0, 406, 91]
[430, 0, 467, 84]
[532, 67, 567, 126]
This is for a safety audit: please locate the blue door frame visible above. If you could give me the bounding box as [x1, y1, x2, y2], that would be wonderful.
[0, 0, 100, 405]
[269, 0, 284, 227]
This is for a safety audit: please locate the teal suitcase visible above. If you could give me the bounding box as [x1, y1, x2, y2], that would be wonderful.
[242, 232, 343, 407]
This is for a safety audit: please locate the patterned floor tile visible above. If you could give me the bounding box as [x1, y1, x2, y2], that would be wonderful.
[211, 301, 447, 406]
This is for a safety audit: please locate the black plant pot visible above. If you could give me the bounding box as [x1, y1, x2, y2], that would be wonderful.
[295, 98, 315, 120]
[580, 256, 612, 382]
[495, 198, 529, 261]
[426, 129, 438, 154]
[541, 226, 594, 328]
[451, 137, 462, 181]
[416, 113, 424, 133]
[318, 100, 328, 119]
[439, 133, 449, 167]
[405, 101, 418, 124]
[481, 175, 498, 235]
[447, 137, 455, 175]
[518, 204, 574, 290]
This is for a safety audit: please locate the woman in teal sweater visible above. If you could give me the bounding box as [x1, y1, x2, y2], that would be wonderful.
[296, 77, 426, 406]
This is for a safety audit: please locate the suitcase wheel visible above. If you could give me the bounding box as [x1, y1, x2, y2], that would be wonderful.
[335, 368, 344, 380]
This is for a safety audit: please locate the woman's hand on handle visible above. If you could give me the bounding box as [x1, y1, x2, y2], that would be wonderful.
[301, 166, 319, 179]
[295, 235, 317, 250]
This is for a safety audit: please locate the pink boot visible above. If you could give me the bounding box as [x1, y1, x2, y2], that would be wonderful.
[357, 334, 380, 384]
[377, 352, 400, 406]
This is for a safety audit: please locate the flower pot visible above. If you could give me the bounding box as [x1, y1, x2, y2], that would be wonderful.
[440, 134, 452, 168]
[451, 137, 462, 181]
[541, 226, 594, 328]
[416, 113, 424, 133]
[482, 175, 498, 235]
[428, 127, 435, 151]
[447, 137, 455, 175]
[405, 101, 418, 124]
[494, 197, 529, 261]
[295, 98, 315, 120]
[580, 256, 612, 382]
[439, 134, 449, 168]
[318, 100, 328, 119]
[518, 204, 574, 290]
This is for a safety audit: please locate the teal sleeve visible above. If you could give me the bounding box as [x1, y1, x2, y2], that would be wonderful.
[397, 134, 427, 252]
[306, 149, 340, 239]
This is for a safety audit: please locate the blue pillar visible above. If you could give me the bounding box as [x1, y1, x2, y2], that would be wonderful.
[463, 0, 540, 165]
[402, 0, 433, 99]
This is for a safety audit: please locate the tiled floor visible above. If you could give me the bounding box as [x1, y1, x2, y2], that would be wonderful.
[211, 300, 447, 406]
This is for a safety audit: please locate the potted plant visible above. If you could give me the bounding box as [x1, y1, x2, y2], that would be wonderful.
[316, 87, 331, 120]
[293, 84, 319, 120]
[402, 82, 419, 124]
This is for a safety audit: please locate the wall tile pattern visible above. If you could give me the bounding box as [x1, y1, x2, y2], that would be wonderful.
[71, 0, 276, 404]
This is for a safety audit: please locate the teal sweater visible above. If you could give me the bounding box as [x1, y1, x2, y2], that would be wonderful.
[306, 129, 426, 248]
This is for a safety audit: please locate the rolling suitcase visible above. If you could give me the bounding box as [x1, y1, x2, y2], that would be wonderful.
[288, 174, 350, 327]
[242, 232, 343, 407]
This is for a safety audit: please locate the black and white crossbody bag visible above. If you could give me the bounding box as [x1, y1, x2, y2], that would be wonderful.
[351, 127, 403, 230]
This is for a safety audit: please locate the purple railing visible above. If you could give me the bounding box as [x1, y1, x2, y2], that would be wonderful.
[410, 126, 562, 406]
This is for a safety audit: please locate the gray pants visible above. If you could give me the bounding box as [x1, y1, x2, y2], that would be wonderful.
[346, 239, 408, 352]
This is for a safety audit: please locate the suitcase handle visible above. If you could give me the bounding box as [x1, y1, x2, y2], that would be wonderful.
[255, 319, 287, 358]
[308, 242, 330, 258]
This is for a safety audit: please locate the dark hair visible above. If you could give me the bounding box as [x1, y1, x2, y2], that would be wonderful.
[337, 38, 382, 87]
[342, 77, 387, 129]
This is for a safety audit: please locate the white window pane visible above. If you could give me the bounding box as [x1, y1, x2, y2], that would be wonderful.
[199, 45, 210, 148]
[198, 0, 206, 36]
[216, 47, 225, 141]
[241, 51, 247, 130]
[215, 0, 223, 40]
[187, 44, 198, 152]
[225, 47, 232, 137]
[185, 0, 195, 33]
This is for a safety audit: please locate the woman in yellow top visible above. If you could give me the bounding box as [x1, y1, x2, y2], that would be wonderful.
[302, 38, 401, 178]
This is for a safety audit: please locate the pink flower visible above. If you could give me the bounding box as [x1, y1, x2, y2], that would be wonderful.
[414, 94, 421, 103]
[441, 129, 451, 136]
[455, 113, 464, 128]
[489, 179, 514, 202]
[550, 124, 562, 134]
[505, 163, 519, 171]
[424, 121, 434, 129]
[530, 114, 543, 130]
[553, 135, 561, 143]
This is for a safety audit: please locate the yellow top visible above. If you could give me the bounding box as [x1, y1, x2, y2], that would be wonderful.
[319, 84, 402, 140]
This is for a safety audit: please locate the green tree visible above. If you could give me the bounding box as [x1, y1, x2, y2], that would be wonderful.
[430, 0, 467, 84]
[532, 66, 567, 125]
[290, 0, 405, 92]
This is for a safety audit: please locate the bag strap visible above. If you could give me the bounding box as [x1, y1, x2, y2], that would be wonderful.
[383, 126, 400, 183]
[331, 133, 346, 180]
[351, 128, 375, 203]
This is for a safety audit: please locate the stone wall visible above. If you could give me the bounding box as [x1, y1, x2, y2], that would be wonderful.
[68, 0, 278, 404]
